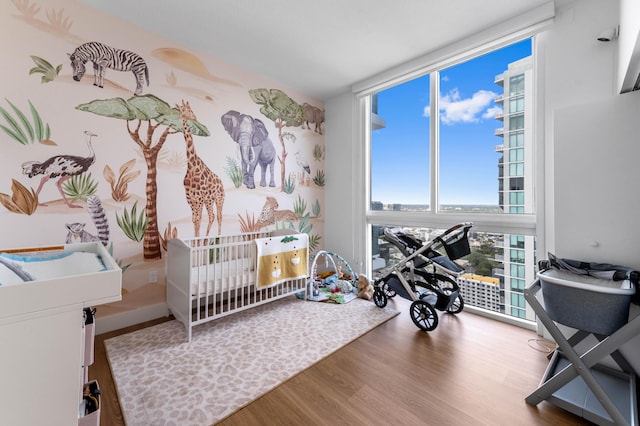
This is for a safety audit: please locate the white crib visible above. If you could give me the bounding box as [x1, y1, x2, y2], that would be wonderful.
[166, 230, 308, 342]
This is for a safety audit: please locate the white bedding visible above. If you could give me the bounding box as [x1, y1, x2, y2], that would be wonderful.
[190, 257, 255, 295]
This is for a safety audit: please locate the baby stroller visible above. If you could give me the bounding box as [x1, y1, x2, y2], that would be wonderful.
[373, 222, 472, 331]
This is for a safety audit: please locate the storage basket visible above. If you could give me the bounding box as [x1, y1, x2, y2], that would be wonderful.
[538, 269, 635, 335]
[434, 289, 459, 310]
[438, 227, 471, 260]
[78, 380, 100, 426]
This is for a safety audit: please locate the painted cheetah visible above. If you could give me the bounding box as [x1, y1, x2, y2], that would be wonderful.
[257, 196, 299, 229]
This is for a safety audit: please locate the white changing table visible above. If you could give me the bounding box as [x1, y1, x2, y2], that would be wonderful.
[0, 242, 121, 426]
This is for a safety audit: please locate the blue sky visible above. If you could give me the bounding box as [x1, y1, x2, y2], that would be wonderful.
[371, 39, 531, 206]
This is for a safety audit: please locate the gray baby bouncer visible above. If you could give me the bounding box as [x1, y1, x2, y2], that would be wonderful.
[525, 253, 640, 425]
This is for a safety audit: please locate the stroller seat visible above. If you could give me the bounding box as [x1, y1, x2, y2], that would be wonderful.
[383, 228, 466, 274]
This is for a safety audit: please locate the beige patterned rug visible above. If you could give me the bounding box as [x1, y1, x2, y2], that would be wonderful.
[105, 296, 399, 425]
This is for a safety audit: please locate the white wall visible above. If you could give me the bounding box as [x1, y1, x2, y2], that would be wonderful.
[554, 92, 640, 265]
[539, 0, 620, 257]
[324, 93, 360, 268]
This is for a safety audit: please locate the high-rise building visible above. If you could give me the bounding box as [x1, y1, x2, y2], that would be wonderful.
[458, 274, 501, 311]
[493, 57, 536, 321]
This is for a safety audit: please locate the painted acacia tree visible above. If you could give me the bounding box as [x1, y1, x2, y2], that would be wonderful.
[76, 94, 209, 260]
[249, 88, 303, 192]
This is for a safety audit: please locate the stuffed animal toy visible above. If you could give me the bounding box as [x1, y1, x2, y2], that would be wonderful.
[338, 266, 352, 282]
[357, 274, 374, 300]
[335, 279, 353, 294]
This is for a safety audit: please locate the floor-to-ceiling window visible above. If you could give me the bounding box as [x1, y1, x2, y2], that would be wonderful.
[364, 38, 539, 327]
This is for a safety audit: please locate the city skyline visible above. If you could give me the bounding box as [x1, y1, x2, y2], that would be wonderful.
[371, 39, 532, 206]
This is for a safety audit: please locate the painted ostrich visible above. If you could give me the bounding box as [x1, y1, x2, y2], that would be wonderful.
[21, 131, 97, 208]
[295, 151, 310, 175]
[295, 151, 310, 184]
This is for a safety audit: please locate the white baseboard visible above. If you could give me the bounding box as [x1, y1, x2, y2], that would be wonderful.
[96, 302, 170, 334]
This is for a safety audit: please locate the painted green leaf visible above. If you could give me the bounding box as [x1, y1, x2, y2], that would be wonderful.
[29, 101, 43, 141]
[30, 55, 54, 70]
[127, 94, 173, 119]
[0, 123, 25, 144]
[76, 95, 210, 136]
[76, 98, 140, 120]
[249, 88, 303, 127]
[0, 102, 28, 143]
[7, 99, 34, 142]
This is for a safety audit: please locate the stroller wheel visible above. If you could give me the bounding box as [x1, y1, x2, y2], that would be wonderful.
[383, 284, 397, 298]
[409, 300, 438, 331]
[373, 289, 387, 308]
[446, 295, 464, 314]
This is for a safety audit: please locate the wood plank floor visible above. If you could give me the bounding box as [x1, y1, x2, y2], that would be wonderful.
[89, 296, 593, 425]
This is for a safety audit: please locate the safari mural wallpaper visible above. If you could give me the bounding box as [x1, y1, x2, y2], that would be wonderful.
[0, 0, 325, 325]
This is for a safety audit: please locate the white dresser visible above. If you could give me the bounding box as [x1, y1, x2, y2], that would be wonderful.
[0, 242, 121, 426]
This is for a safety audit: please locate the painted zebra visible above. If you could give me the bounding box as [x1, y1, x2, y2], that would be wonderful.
[68, 41, 149, 96]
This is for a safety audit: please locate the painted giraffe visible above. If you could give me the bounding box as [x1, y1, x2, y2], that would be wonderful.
[177, 100, 225, 236]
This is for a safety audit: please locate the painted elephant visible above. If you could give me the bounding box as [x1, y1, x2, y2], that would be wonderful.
[221, 110, 276, 189]
[302, 102, 325, 134]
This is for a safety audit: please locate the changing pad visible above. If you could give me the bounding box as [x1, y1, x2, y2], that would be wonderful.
[0, 251, 106, 286]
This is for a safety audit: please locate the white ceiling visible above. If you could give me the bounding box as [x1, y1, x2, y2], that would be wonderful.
[79, 0, 556, 101]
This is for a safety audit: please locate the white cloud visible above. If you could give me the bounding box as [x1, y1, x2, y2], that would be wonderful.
[483, 105, 503, 120]
[423, 89, 498, 125]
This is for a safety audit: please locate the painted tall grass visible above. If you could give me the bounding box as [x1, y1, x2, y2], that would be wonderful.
[0, 99, 51, 144]
[116, 201, 148, 242]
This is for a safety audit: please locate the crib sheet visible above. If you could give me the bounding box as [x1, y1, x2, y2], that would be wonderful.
[190, 257, 255, 295]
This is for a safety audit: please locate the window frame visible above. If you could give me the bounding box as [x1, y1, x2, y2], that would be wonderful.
[355, 32, 548, 331]
[362, 37, 539, 230]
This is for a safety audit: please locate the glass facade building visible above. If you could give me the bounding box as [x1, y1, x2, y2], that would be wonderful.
[494, 57, 536, 321]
